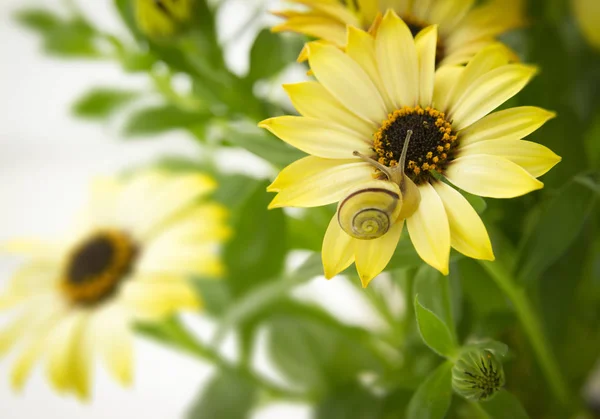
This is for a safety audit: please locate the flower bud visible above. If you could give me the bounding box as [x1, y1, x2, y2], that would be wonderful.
[452, 349, 505, 401]
[135, 0, 194, 39]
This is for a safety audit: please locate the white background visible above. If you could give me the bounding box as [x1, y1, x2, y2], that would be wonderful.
[0, 1, 388, 418]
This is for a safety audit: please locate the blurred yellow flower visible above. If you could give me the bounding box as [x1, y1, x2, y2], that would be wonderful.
[274, 0, 526, 65]
[260, 11, 560, 286]
[135, 0, 195, 39]
[573, 0, 600, 49]
[0, 171, 230, 399]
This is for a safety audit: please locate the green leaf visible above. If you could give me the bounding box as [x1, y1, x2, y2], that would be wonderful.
[16, 8, 100, 57]
[191, 277, 231, 317]
[413, 265, 459, 339]
[516, 176, 597, 284]
[247, 29, 303, 82]
[225, 124, 307, 169]
[287, 206, 336, 251]
[414, 296, 458, 359]
[72, 88, 138, 120]
[267, 311, 382, 391]
[384, 233, 423, 271]
[223, 180, 286, 297]
[14, 9, 59, 32]
[478, 390, 530, 419]
[213, 254, 323, 343]
[406, 361, 453, 419]
[187, 369, 257, 419]
[123, 105, 208, 137]
[316, 384, 382, 419]
[584, 111, 600, 170]
[461, 190, 487, 215]
[212, 174, 262, 210]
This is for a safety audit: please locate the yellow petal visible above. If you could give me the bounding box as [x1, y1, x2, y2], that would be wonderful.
[447, 43, 512, 112]
[137, 243, 224, 277]
[289, 0, 360, 25]
[121, 279, 199, 321]
[450, 64, 538, 131]
[0, 238, 61, 259]
[268, 158, 374, 208]
[458, 139, 561, 177]
[356, 0, 381, 24]
[427, 0, 475, 33]
[346, 26, 395, 110]
[573, 0, 600, 49]
[458, 106, 556, 146]
[272, 16, 347, 47]
[307, 42, 388, 124]
[415, 25, 438, 107]
[0, 309, 34, 355]
[407, 183, 450, 275]
[46, 312, 91, 400]
[375, 10, 419, 108]
[259, 116, 371, 159]
[145, 204, 231, 253]
[11, 333, 49, 391]
[283, 81, 376, 136]
[433, 182, 494, 261]
[11, 302, 66, 391]
[131, 173, 217, 241]
[84, 176, 121, 228]
[446, 0, 525, 49]
[445, 155, 544, 198]
[91, 304, 134, 386]
[355, 220, 404, 287]
[322, 215, 356, 279]
[432, 65, 464, 112]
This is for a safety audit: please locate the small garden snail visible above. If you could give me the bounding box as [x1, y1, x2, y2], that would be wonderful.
[338, 130, 421, 240]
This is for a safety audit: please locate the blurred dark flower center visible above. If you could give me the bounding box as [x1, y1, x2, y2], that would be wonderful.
[62, 230, 137, 305]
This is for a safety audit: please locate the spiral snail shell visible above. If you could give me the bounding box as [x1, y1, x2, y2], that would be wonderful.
[338, 180, 402, 240]
[337, 130, 421, 240]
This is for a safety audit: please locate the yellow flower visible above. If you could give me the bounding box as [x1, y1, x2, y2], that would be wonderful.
[573, 0, 600, 49]
[135, 0, 195, 39]
[274, 0, 525, 65]
[260, 11, 560, 286]
[0, 171, 230, 399]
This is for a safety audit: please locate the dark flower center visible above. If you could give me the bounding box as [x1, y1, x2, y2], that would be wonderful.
[62, 230, 137, 305]
[373, 106, 458, 184]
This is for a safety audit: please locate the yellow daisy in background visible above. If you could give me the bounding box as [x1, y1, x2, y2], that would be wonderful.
[573, 0, 600, 50]
[274, 0, 525, 65]
[260, 11, 560, 286]
[0, 170, 230, 399]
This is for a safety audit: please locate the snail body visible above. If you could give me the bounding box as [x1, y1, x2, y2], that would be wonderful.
[337, 130, 421, 240]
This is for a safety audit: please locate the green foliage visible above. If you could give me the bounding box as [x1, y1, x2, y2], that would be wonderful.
[123, 105, 209, 137]
[15, 8, 101, 57]
[479, 390, 530, 419]
[406, 361, 453, 419]
[247, 29, 303, 82]
[516, 175, 598, 284]
[13, 0, 600, 417]
[267, 310, 382, 393]
[187, 369, 257, 419]
[72, 88, 139, 120]
[316, 384, 382, 419]
[223, 180, 287, 297]
[414, 296, 459, 359]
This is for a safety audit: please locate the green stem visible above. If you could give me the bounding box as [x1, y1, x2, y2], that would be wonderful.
[439, 275, 457, 343]
[479, 260, 570, 406]
[139, 319, 310, 402]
